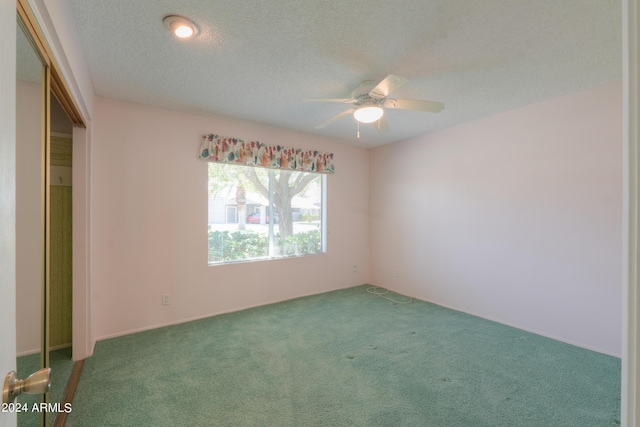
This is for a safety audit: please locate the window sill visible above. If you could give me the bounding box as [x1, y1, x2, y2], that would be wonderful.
[207, 251, 326, 267]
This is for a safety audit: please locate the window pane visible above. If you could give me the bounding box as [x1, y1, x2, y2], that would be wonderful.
[208, 163, 324, 264]
[272, 170, 323, 257]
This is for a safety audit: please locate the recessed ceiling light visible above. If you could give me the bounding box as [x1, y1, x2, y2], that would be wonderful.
[163, 15, 200, 39]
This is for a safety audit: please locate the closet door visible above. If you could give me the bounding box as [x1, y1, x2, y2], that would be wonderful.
[14, 9, 51, 427]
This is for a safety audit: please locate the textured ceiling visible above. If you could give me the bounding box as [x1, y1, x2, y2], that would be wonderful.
[66, 0, 621, 148]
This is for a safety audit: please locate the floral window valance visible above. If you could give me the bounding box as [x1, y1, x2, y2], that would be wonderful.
[199, 134, 335, 174]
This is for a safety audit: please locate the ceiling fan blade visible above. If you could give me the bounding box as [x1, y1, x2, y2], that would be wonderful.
[375, 116, 390, 133]
[304, 98, 356, 104]
[369, 75, 408, 99]
[315, 108, 355, 129]
[385, 98, 445, 113]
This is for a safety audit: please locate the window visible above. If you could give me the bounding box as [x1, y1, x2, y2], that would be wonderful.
[208, 162, 326, 264]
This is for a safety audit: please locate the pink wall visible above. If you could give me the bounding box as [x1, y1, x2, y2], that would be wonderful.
[92, 97, 370, 340]
[370, 82, 623, 356]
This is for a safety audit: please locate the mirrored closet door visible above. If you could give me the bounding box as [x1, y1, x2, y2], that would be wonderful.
[15, 12, 49, 427]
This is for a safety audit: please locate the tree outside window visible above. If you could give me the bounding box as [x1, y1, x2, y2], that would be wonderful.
[208, 162, 325, 264]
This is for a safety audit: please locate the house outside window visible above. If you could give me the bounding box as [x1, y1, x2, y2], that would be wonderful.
[208, 162, 326, 264]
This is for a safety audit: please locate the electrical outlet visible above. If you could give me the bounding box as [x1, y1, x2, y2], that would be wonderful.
[395, 267, 400, 277]
[353, 265, 358, 273]
[162, 294, 170, 306]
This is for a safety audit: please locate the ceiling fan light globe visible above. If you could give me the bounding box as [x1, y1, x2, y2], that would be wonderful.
[354, 106, 383, 123]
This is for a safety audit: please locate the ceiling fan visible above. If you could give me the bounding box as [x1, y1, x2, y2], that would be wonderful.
[305, 75, 444, 134]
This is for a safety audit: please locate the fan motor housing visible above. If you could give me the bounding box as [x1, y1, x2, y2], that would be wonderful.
[350, 80, 378, 100]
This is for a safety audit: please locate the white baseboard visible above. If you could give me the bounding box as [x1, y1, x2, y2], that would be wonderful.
[95, 283, 359, 343]
[388, 289, 621, 358]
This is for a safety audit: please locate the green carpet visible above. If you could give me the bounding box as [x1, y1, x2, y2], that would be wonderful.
[66, 285, 620, 426]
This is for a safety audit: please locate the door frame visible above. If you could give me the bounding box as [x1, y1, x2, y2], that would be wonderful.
[623, 1, 640, 425]
[0, 1, 19, 424]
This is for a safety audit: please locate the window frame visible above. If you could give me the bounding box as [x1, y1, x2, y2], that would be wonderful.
[207, 162, 327, 265]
